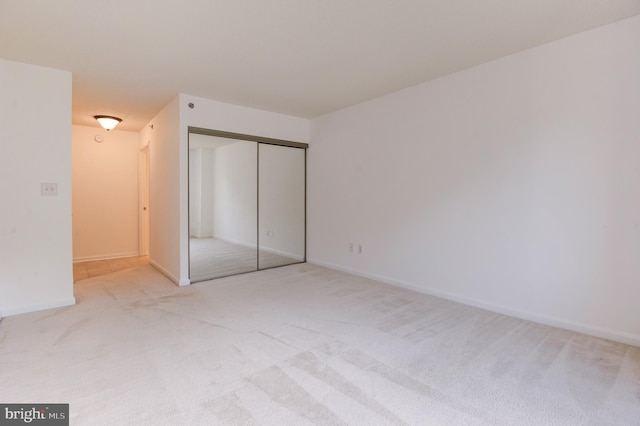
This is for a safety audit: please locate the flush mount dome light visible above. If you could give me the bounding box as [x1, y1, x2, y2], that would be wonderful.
[94, 115, 122, 131]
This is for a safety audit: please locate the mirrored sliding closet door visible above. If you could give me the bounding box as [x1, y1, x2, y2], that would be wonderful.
[258, 143, 306, 269]
[188, 128, 306, 283]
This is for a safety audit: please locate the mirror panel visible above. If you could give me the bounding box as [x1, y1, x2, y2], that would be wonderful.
[188, 128, 307, 283]
[189, 134, 258, 281]
[258, 144, 305, 269]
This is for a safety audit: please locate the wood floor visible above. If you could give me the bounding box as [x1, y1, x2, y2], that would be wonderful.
[73, 256, 149, 282]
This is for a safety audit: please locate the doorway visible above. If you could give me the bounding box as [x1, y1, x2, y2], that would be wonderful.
[71, 126, 146, 282]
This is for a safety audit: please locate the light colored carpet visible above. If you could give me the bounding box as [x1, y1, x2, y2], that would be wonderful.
[1, 264, 639, 425]
[189, 237, 302, 282]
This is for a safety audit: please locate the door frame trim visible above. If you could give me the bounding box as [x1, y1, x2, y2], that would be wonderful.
[188, 126, 308, 150]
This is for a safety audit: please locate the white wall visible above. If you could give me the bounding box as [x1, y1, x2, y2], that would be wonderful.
[72, 125, 139, 261]
[199, 149, 215, 237]
[140, 96, 182, 284]
[0, 59, 75, 316]
[189, 148, 203, 237]
[308, 16, 640, 345]
[177, 94, 310, 284]
[213, 141, 257, 245]
[189, 147, 216, 238]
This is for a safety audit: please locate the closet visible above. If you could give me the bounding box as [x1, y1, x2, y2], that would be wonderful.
[188, 127, 307, 282]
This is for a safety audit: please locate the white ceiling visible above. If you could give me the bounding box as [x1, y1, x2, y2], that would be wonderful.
[2, 1, 639, 132]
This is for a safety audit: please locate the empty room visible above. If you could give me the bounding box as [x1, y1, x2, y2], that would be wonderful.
[1, 1, 640, 424]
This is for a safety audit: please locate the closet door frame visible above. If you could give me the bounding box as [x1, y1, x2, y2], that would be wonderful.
[187, 126, 308, 280]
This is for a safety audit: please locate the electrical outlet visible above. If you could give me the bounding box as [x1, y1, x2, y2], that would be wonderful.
[358, 244, 363, 254]
[349, 243, 354, 252]
[41, 183, 58, 196]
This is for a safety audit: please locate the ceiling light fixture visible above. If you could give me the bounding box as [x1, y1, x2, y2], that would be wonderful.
[94, 115, 122, 131]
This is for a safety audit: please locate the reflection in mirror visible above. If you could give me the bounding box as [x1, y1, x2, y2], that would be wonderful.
[258, 144, 306, 269]
[189, 134, 257, 281]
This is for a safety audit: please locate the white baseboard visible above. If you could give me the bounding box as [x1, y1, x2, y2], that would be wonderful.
[1, 297, 76, 317]
[149, 260, 190, 287]
[213, 234, 256, 249]
[210, 235, 303, 261]
[73, 251, 140, 263]
[259, 245, 304, 262]
[307, 258, 640, 347]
